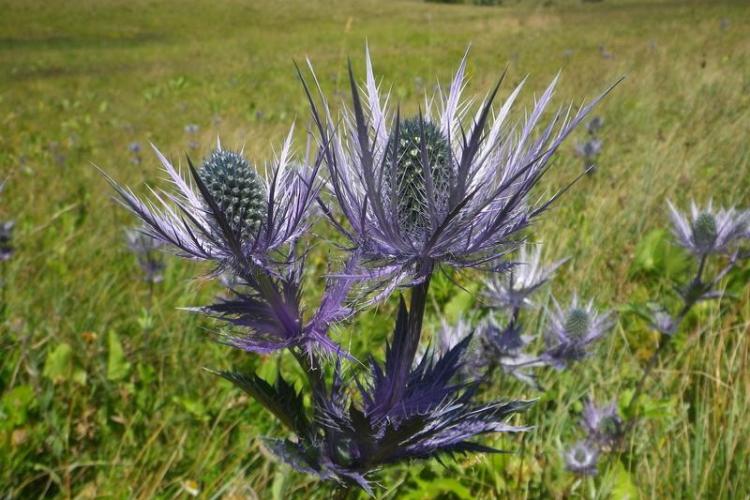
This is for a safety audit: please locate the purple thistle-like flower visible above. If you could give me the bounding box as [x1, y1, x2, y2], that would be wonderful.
[581, 399, 623, 450]
[542, 295, 614, 369]
[667, 200, 749, 257]
[105, 128, 322, 272]
[564, 440, 599, 475]
[125, 228, 165, 283]
[586, 116, 604, 135]
[301, 47, 617, 290]
[575, 138, 602, 159]
[484, 243, 567, 310]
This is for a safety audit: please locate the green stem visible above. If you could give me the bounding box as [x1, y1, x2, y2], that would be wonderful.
[625, 253, 708, 419]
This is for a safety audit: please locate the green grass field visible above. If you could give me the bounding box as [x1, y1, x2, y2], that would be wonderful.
[1, 0, 749, 497]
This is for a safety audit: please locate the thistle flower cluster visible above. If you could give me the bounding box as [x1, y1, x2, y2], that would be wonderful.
[563, 398, 623, 476]
[434, 243, 614, 387]
[574, 116, 604, 173]
[105, 48, 613, 493]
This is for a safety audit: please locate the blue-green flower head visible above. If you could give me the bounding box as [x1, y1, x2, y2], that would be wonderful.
[668, 200, 749, 257]
[543, 295, 614, 369]
[390, 118, 452, 234]
[199, 149, 266, 237]
[691, 211, 718, 251]
[564, 307, 591, 339]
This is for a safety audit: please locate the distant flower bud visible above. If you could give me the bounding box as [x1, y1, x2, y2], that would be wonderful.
[0, 220, 14, 261]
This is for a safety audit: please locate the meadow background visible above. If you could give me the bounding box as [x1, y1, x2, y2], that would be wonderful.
[1, 0, 749, 497]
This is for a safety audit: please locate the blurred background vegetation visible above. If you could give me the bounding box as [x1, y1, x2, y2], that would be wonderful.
[1, 0, 749, 497]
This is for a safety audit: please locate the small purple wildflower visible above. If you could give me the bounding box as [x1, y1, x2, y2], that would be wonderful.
[542, 295, 614, 369]
[564, 440, 599, 475]
[128, 141, 143, 165]
[105, 129, 322, 272]
[0, 182, 13, 262]
[667, 200, 748, 257]
[484, 243, 567, 310]
[480, 321, 542, 387]
[0, 221, 14, 262]
[581, 399, 623, 450]
[575, 138, 602, 172]
[125, 228, 165, 283]
[586, 116, 604, 135]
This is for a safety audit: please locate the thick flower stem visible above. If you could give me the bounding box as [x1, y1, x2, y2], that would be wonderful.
[388, 262, 434, 406]
[405, 274, 432, 366]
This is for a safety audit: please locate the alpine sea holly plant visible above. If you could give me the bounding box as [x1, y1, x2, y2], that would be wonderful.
[105, 48, 617, 494]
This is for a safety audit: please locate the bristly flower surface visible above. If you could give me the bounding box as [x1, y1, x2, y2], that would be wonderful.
[105, 128, 321, 272]
[542, 295, 614, 369]
[667, 200, 749, 257]
[302, 47, 618, 290]
[484, 243, 566, 309]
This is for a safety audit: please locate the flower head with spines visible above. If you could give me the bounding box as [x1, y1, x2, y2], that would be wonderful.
[564, 440, 599, 476]
[198, 149, 266, 239]
[542, 295, 614, 369]
[301, 46, 619, 292]
[667, 200, 749, 257]
[484, 243, 567, 309]
[581, 399, 623, 450]
[105, 127, 321, 273]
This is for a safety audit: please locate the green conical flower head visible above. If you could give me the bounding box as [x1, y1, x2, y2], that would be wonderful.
[199, 149, 266, 237]
[692, 211, 718, 250]
[564, 308, 591, 338]
[390, 118, 452, 234]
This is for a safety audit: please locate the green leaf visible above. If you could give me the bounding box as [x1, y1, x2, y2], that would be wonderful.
[630, 229, 689, 280]
[43, 343, 73, 383]
[608, 461, 639, 499]
[173, 396, 208, 419]
[107, 330, 131, 381]
[444, 283, 478, 323]
[0, 385, 35, 427]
